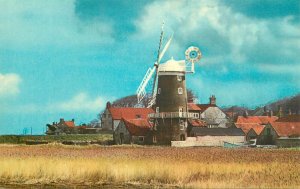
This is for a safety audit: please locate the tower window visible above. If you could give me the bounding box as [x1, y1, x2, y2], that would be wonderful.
[178, 87, 183, 94]
[157, 88, 161, 94]
[177, 75, 182, 81]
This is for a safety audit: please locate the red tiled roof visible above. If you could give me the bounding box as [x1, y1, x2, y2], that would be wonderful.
[122, 118, 152, 136]
[271, 122, 300, 137]
[235, 123, 262, 134]
[109, 107, 154, 120]
[188, 119, 207, 127]
[236, 116, 278, 125]
[196, 104, 217, 111]
[65, 121, 75, 128]
[276, 115, 300, 122]
[252, 125, 265, 135]
[188, 103, 201, 111]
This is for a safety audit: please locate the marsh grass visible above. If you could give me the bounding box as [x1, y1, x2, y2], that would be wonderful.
[0, 157, 299, 188]
[0, 145, 299, 188]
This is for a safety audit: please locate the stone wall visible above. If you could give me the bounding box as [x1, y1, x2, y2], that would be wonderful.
[171, 136, 244, 147]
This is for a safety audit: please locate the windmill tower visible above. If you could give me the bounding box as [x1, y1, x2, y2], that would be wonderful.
[136, 25, 201, 145]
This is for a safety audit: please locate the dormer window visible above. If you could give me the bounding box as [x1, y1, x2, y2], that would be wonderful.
[136, 114, 141, 119]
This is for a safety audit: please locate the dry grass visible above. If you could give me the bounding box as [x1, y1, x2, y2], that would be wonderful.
[0, 145, 299, 188]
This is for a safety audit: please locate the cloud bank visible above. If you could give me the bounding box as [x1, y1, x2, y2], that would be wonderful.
[0, 73, 21, 97]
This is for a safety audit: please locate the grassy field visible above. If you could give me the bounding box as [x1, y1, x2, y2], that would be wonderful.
[0, 133, 113, 144]
[0, 145, 299, 188]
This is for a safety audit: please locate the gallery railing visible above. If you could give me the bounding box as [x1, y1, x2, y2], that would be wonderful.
[148, 112, 199, 119]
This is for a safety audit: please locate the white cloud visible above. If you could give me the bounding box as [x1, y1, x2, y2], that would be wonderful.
[0, 0, 114, 49]
[132, 0, 300, 65]
[0, 73, 21, 97]
[1, 92, 109, 114]
[48, 92, 108, 113]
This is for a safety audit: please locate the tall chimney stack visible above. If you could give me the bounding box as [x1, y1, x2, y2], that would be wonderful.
[209, 95, 216, 105]
[278, 105, 283, 118]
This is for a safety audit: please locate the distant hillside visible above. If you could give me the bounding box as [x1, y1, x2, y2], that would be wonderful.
[255, 93, 300, 115]
[223, 93, 300, 117]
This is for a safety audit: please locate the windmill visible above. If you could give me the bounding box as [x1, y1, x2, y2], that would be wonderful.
[136, 25, 202, 144]
[136, 23, 173, 108]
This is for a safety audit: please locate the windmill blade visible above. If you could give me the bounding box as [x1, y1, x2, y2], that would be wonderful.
[158, 34, 173, 63]
[136, 67, 156, 103]
[151, 35, 173, 99]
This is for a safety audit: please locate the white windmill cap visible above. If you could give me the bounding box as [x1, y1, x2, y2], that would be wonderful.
[158, 58, 186, 73]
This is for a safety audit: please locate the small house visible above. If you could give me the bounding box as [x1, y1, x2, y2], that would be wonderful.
[114, 118, 152, 145]
[188, 95, 229, 128]
[101, 101, 154, 131]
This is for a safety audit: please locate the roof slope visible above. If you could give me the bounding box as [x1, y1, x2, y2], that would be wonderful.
[64, 121, 75, 128]
[109, 107, 154, 120]
[188, 119, 207, 127]
[276, 115, 300, 122]
[188, 103, 201, 111]
[122, 118, 152, 136]
[236, 116, 278, 125]
[271, 122, 300, 137]
[191, 128, 244, 136]
[196, 104, 217, 112]
[235, 123, 262, 134]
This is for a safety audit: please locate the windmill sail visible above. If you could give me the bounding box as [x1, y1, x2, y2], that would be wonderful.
[136, 24, 173, 107]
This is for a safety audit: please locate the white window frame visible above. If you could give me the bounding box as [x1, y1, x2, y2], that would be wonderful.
[180, 124, 185, 130]
[178, 87, 183, 94]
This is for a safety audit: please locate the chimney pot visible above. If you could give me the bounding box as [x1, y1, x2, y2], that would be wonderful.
[209, 95, 216, 105]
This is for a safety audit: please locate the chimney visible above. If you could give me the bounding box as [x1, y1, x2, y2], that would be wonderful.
[106, 101, 111, 109]
[72, 119, 75, 122]
[263, 106, 267, 113]
[269, 110, 273, 117]
[209, 95, 216, 105]
[60, 118, 64, 123]
[243, 110, 249, 118]
[278, 105, 283, 118]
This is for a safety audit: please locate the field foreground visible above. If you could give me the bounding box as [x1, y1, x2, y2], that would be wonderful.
[0, 144, 299, 188]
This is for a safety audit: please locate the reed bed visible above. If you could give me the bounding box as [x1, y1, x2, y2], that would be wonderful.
[0, 145, 299, 188]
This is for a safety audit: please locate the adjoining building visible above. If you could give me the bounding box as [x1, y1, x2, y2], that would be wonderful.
[257, 115, 300, 146]
[114, 118, 152, 145]
[188, 95, 229, 128]
[46, 118, 100, 135]
[46, 118, 75, 135]
[101, 102, 154, 131]
[234, 114, 278, 142]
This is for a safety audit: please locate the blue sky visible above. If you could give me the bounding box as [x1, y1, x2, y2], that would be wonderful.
[0, 0, 299, 134]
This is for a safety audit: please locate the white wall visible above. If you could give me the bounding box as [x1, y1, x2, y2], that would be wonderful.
[172, 136, 244, 147]
[200, 107, 228, 128]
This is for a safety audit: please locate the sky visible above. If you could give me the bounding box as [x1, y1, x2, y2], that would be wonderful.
[0, 0, 299, 134]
